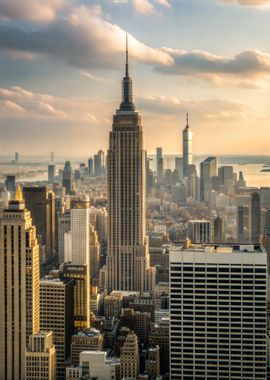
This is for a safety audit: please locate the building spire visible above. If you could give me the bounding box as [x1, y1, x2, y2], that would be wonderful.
[119, 33, 135, 112]
[186, 112, 189, 126]
[125, 33, 129, 78]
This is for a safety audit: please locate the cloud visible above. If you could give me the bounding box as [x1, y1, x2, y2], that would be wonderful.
[155, 48, 270, 87]
[0, 86, 267, 156]
[0, 0, 67, 22]
[0, 5, 172, 69]
[0, 85, 106, 120]
[220, 0, 270, 7]
[110, 0, 171, 14]
[137, 94, 250, 121]
[0, 85, 114, 155]
[80, 70, 114, 83]
[132, 0, 155, 14]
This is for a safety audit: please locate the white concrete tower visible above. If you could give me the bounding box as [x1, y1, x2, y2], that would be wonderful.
[106, 36, 149, 292]
[182, 113, 193, 178]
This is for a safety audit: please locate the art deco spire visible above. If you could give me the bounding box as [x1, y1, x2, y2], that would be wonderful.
[119, 34, 135, 112]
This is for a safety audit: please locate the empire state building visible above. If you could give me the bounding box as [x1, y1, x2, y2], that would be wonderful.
[106, 37, 150, 292]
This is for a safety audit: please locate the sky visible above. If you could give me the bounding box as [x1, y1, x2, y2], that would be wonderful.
[0, 0, 270, 156]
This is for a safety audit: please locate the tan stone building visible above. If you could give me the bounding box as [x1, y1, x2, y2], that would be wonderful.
[106, 39, 150, 292]
[71, 328, 104, 365]
[0, 187, 40, 380]
[25, 331, 56, 380]
[120, 333, 140, 379]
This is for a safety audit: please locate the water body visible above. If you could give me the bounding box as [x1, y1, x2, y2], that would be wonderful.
[149, 155, 270, 188]
[0, 155, 269, 188]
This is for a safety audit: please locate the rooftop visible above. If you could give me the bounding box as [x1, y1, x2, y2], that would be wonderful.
[171, 243, 266, 254]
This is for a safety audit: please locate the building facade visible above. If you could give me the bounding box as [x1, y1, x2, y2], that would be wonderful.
[169, 243, 268, 379]
[106, 38, 150, 292]
[25, 331, 56, 380]
[0, 188, 40, 380]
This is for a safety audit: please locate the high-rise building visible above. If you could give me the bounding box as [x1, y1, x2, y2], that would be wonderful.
[263, 209, 270, 274]
[170, 243, 268, 379]
[157, 157, 164, 184]
[23, 186, 55, 263]
[50, 152, 54, 162]
[58, 210, 71, 264]
[5, 174, 16, 193]
[25, 331, 56, 380]
[89, 223, 100, 283]
[149, 322, 169, 375]
[106, 37, 150, 292]
[98, 149, 105, 171]
[88, 158, 94, 177]
[187, 219, 212, 243]
[213, 216, 224, 242]
[237, 205, 250, 243]
[175, 156, 183, 181]
[15, 152, 19, 162]
[40, 276, 74, 380]
[0, 187, 40, 380]
[251, 191, 261, 243]
[71, 208, 90, 265]
[200, 157, 217, 202]
[120, 308, 151, 346]
[218, 166, 234, 194]
[62, 208, 91, 329]
[94, 153, 101, 177]
[182, 113, 192, 178]
[63, 161, 73, 195]
[120, 333, 140, 379]
[62, 263, 90, 330]
[156, 147, 163, 172]
[145, 346, 160, 378]
[48, 164, 55, 183]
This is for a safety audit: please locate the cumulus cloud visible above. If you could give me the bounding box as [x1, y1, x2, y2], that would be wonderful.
[0, 0, 67, 22]
[110, 0, 171, 14]
[137, 94, 250, 121]
[0, 85, 108, 120]
[0, 5, 172, 69]
[155, 48, 270, 86]
[220, 0, 270, 7]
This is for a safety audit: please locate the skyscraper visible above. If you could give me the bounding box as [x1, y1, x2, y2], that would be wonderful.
[62, 208, 91, 329]
[48, 164, 55, 183]
[251, 191, 261, 243]
[23, 186, 55, 263]
[200, 156, 217, 202]
[157, 157, 164, 184]
[263, 209, 270, 274]
[213, 216, 224, 242]
[0, 187, 40, 380]
[40, 276, 74, 380]
[156, 147, 162, 172]
[88, 157, 94, 177]
[170, 243, 268, 379]
[175, 156, 183, 181]
[63, 160, 73, 195]
[106, 37, 150, 292]
[5, 174, 16, 193]
[182, 113, 192, 178]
